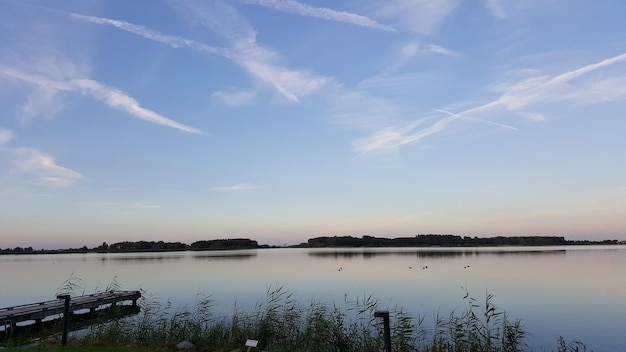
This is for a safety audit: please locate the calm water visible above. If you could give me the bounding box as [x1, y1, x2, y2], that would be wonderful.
[1, 246, 625, 351]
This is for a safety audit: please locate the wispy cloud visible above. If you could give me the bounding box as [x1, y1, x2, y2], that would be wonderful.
[435, 109, 518, 130]
[1, 66, 67, 89]
[1, 10, 199, 132]
[0, 4, 91, 121]
[232, 45, 329, 102]
[389, 42, 459, 61]
[69, 13, 230, 57]
[517, 111, 545, 122]
[212, 183, 263, 192]
[0, 128, 14, 146]
[355, 52, 626, 153]
[9, 147, 84, 188]
[71, 5, 330, 103]
[73, 79, 203, 134]
[211, 89, 257, 106]
[484, 0, 507, 18]
[1, 67, 203, 134]
[353, 114, 459, 154]
[394, 41, 460, 66]
[369, 0, 460, 34]
[360, 41, 459, 85]
[244, 0, 395, 32]
[427, 44, 460, 57]
[582, 75, 626, 103]
[484, 0, 544, 20]
[183, 0, 331, 102]
[18, 86, 67, 121]
[488, 52, 626, 114]
[2, 63, 72, 124]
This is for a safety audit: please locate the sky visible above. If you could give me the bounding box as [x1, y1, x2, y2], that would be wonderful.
[1, 0, 626, 249]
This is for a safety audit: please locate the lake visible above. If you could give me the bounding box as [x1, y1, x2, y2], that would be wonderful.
[1, 245, 625, 351]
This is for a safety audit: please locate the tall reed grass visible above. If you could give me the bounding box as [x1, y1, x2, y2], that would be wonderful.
[2, 273, 585, 351]
[75, 284, 586, 352]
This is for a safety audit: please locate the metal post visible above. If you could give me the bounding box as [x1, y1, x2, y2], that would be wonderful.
[56, 295, 71, 346]
[375, 310, 391, 352]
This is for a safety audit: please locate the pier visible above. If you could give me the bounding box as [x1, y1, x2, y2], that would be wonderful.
[1, 290, 140, 336]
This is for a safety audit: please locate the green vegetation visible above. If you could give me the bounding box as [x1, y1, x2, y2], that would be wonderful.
[2, 286, 588, 352]
[0, 337, 173, 352]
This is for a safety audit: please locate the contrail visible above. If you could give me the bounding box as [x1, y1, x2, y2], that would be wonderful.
[436, 109, 518, 130]
[244, 0, 396, 32]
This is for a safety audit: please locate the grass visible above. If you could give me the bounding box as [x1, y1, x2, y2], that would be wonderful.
[0, 344, 169, 352]
[1, 284, 588, 352]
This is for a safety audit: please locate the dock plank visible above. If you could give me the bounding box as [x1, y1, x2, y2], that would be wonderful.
[0, 291, 141, 325]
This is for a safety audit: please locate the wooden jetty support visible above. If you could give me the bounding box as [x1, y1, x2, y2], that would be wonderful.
[1, 290, 140, 335]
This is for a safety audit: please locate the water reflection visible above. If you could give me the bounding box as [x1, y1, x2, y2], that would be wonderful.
[98, 251, 257, 263]
[192, 253, 256, 261]
[104, 254, 187, 263]
[486, 250, 565, 256]
[1, 246, 624, 352]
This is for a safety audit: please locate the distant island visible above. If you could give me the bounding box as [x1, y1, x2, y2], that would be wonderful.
[297, 235, 621, 248]
[1, 234, 622, 255]
[0, 238, 266, 254]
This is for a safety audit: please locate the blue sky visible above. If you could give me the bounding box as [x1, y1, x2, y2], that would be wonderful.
[1, 0, 626, 249]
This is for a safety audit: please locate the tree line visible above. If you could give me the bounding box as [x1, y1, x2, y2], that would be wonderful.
[0, 238, 263, 254]
[299, 234, 619, 248]
[1, 235, 621, 254]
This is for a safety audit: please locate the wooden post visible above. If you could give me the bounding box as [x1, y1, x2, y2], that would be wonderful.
[375, 311, 392, 352]
[4, 319, 14, 337]
[57, 295, 71, 346]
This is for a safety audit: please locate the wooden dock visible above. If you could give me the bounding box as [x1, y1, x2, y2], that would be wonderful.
[1, 290, 140, 334]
